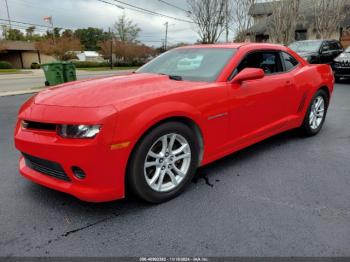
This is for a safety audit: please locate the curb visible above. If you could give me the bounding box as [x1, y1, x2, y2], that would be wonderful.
[0, 88, 44, 97]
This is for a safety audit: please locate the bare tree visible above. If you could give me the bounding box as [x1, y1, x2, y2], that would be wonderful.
[267, 0, 301, 45]
[113, 14, 141, 43]
[36, 36, 83, 60]
[313, 0, 347, 39]
[1, 25, 9, 39]
[188, 0, 229, 43]
[231, 0, 257, 42]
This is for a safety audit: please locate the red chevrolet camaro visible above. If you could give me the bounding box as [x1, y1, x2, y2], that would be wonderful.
[14, 43, 334, 203]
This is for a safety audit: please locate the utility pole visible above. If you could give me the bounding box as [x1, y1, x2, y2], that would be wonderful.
[44, 16, 55, 44]
[4, 0, 11, 29]
[109, 27, 113, 69]
[225, 0, 229, 43]
[51, 17, 55, 44]
[164, 22, 168, 51]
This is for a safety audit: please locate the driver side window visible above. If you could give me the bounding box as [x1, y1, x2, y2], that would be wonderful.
[237, 51, 283, 75]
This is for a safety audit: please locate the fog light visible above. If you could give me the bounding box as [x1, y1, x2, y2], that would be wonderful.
[72, 166, 86, 179]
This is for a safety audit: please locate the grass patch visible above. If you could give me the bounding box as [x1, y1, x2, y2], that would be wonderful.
[77, 66, 139, 71]
[0, 69, 21, 74]
[30, 86, 45, 90]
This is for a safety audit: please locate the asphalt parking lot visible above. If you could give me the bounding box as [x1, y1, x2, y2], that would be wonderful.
[1, 83, 350, 257]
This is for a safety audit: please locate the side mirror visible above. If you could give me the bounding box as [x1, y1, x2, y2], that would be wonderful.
[232, 68, 265, 83]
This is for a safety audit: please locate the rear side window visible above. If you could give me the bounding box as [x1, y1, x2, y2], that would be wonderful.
[322, 42, 331, 52]
[237, 51, 283, 75]
[329, 42, 339, 50]
[282, 52, 299, 71]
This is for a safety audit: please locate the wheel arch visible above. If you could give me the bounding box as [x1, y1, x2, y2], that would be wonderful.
[301, 84, 331, 116]
[128, 115, 205, 167]
[318, 85, 330, 102]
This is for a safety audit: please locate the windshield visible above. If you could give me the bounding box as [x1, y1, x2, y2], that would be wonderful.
[289, 41, 322, 52]
[137, 48, 236, 82]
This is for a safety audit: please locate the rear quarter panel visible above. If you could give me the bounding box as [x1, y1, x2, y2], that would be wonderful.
[291, 63, 334, 126]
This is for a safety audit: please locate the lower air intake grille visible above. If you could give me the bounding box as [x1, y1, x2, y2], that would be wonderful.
[23, 153, 70, 182]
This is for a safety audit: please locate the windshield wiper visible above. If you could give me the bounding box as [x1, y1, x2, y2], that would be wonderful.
[157, 73, 183, 81]
[168, 75, 183, 81]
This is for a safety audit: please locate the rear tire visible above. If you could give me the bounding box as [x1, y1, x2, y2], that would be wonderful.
[299, 89, 329, 137]
[127, 121, 199, 203]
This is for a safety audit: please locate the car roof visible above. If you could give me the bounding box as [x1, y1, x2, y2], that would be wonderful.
[292, 39, 339, 43]
[178, 43, 288, 50]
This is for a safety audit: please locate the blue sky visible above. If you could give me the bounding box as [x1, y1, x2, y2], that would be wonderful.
[0, 0, 230, 47]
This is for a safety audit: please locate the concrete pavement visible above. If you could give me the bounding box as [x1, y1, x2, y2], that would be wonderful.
[0, 69, 134, 95]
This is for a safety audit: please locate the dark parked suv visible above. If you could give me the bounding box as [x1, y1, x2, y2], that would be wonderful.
[289, 39, 343, 64]
[333, 46, 350, 81]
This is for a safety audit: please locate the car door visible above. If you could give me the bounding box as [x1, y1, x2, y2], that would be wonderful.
[228, 50, 295, 145]
[331, 41, 343, 59]
[320, 41, 334, 64]
[327, 41, 341, 62]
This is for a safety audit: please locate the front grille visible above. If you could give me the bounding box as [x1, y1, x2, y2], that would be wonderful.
[334, 61, 350, 68]
[334, 68, 350, 75]
[22, 120, 57, 131]
[341, 61, 350, 68]
[22, 153, 70, 181]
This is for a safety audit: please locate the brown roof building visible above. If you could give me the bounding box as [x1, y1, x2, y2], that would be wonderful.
[0, 41, 55, 69]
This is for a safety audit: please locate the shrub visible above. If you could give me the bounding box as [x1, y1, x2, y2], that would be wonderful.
[0, 61, 13, 69]
[30, 62, 41, 69]
[72, 61, 110, 68]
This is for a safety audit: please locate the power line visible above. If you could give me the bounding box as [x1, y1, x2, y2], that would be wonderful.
[106, 0, 194, 24]
[0, 18, 51, 29]
[0, 23, 47, 31]
[158, 0, 191, 14]
[96, 0, 124, 10]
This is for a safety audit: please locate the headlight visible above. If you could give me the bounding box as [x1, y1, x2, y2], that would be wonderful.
[57, 124, 101, 139]
[334, 57, 341, 62]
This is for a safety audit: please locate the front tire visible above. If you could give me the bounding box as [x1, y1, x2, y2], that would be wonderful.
[127, 121, 199, 203]
[299, 89, 329, 137]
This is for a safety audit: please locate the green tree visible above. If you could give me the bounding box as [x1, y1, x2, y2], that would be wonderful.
[113, 14, 141, 43]
[53, 27, 62, 38]
[74, 27, 109, 50]
[62, 29, 74, 38]
[7, 29, 25, 41]
[25, 26, 36, 39]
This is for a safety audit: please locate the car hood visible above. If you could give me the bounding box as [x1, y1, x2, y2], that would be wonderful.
[34, 73, 204, 108]
[295, 51, 318, 57]
[335, 52, 350, 62]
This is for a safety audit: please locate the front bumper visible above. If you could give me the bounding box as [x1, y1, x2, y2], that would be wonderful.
[333, 64, 350, 78]
[14, 102, 132, 202]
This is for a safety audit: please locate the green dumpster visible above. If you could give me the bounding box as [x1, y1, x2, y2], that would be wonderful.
[42, 62, 64, 86]
[62, 62, 77, 82]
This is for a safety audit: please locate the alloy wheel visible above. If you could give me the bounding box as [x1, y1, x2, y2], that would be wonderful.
[309, 95, 325, 130]
[144, 133, 191, 192]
